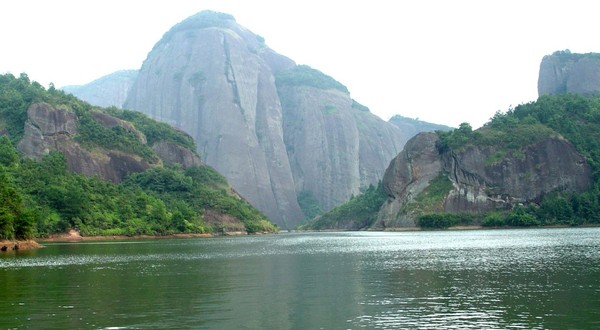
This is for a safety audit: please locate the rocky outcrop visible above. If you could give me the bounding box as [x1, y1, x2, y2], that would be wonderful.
[375, 132, 443, 227]
[17, 103, 152, 182]
[152, 141, 201, 168]
[16, 102, 202, 183]
[124, 11, 406, 228]
[375, 132, 593, 227]
[538, 51, 600, 96]
[62, 70, 138, 108]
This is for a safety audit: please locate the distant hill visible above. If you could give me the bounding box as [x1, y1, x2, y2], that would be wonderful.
[62, 70, 137, 108]
[388, 115, 453, 140]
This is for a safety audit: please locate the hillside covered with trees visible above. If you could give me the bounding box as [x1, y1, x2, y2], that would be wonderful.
[0, 73, 275, 240]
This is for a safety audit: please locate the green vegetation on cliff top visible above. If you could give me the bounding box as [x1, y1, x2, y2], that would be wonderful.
[0, 73, 275, 239]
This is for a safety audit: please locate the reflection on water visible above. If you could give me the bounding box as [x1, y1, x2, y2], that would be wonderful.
[1, 228, 599, 329]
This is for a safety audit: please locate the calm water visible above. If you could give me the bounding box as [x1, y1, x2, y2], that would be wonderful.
[1, 228, 599, 329]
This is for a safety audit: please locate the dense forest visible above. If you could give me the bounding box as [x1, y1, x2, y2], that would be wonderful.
[309, 93, 600, 229]
[0, 73, 275, 240]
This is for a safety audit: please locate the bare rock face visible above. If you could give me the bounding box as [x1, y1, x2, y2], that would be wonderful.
[538, 51, 600, 96]
[17, 103, 152, 182]
[375, 132, 442, 227]
[125, 11, 304, 228]
[17, 103, 78, 158]
[124, 11, 405, 227]
[62, 70, 138, 108]
[152, 141, 201, 168]
[280, 86, 404, 211]
[375, 132, 593, 226]
[16, 103, 205, 184]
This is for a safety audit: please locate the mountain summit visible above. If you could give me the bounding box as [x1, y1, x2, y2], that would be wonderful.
[121, 11, 407, 228]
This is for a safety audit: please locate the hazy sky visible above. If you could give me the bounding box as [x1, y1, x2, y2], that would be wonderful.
[2, 1, 600, 128]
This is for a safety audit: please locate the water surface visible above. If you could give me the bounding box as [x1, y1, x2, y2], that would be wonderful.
[1, 228, 599, 329]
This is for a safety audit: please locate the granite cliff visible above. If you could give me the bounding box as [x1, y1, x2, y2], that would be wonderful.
[374, 131, 592, 227]
[538, 50, 600, 96]
[122, 11, 406, 228]
[17, 102, 200, 183]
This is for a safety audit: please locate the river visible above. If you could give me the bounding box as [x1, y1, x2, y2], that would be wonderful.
[1, 228, 599, 329]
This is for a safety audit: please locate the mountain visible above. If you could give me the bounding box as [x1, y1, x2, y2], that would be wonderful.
[538, 50, 600, 96]
[62, 70, 138, 108]
[62, 11, 451, 229]
[305, 93, 600, 230]
[123, 11, 407, 228]
[0, 73, 275, 240]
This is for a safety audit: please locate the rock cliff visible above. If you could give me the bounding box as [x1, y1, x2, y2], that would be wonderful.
[124, 11, 405, 228]
[62, 70, 138, 108]
[538, 50, 600, 96]
[16, 102, 201, 183]
[374, 132, 593, 227]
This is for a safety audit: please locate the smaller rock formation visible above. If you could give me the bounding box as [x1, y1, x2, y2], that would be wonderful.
[152, 141, 202, 168]
[374, 132, 593, 227]
[16, 102, 201, 183]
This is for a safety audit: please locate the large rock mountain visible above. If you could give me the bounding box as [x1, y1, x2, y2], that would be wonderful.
[538, 50, 600, 96]
[122, 11, 406, 228]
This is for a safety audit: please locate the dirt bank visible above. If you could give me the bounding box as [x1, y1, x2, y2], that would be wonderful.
[0, 240, 44, 252]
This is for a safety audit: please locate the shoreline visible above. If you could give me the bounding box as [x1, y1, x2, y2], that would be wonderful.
[6, 224, 599, 252]
[36, 229, 255, 243]
[0, 240, 44, 252]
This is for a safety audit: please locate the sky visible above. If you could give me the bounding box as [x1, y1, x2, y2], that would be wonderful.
[2, 1, 600, 128]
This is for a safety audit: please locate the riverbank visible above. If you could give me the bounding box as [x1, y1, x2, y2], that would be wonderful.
[36, 229, 251, 243]
[0, 240, 44, 252]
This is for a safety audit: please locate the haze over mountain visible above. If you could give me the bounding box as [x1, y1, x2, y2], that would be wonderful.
[65, 11, 450, 228]
[62, 70, 138, 108]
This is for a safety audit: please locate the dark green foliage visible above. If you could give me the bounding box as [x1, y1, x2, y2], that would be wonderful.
[275, 65, 349, 93]
[74, 108, 158, 162]
[0, 73, 69, 142]
[105, 107, 196, 150]
[417, 213, 473, 229]
[302, 182, 386, 230]
[126, 165, 276, 234]
[297, 190, 323, 220]
[0, 136, 19, 167]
